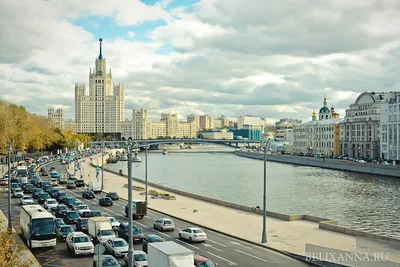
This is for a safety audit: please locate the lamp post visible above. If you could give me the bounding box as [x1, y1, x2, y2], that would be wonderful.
[145, 141, 148, 204]
[101, 137, 104, 190]
[126, 139, 141, 267]
[7, 141, 12, 231]
[260, 139, 271, 243]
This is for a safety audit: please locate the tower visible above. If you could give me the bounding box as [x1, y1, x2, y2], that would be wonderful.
[312, 110, 317, 121]
[319, 96, 332, 120]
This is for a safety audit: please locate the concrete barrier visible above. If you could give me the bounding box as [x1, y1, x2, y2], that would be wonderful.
[235, 151, 400, 178]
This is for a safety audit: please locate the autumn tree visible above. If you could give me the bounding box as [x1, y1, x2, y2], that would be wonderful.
[0, 224, 34, 267]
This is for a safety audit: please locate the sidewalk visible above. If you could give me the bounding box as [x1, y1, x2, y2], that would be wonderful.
[72, 152, 400, 264]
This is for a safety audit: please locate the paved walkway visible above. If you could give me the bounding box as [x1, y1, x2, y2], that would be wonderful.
[71, 152, 400, 265]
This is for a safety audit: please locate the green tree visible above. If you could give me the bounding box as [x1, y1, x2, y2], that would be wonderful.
[0, 224, 34, 267]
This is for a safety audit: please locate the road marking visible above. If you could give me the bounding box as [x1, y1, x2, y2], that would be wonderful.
[103, 208, 113, 213]
[207, 239, 227, 247]
[235, 249, 269, 263]
[230, 241, 252, 249]
[113, 203, 120, 207]
[202, 243, 223, 252]
[134, 220, 148, 228]
[175, 239, 199, 250]
[151, 229, 170, 237]
[207, 251, 237, 265]
[176, 227, 182, 231]
[144, 215, 150, 219]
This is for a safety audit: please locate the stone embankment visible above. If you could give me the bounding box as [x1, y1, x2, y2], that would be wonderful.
[235, 151, 400, 178]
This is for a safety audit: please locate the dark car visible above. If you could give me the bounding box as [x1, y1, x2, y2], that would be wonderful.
[40, 181, 50, 190]
[76, 218, 89, 234]
[56, 225, 74, 241]
[118, 222, 143, 244]
[82, 190, 95, 199]
[66, 181, 76, 189]
[54, 218, 66, 230]
[38, 192, 50, 204]
[194, 255, 217, 267]
[44, 184, 53, 193]
[50, 188, 59, 198]
[91, 210, 103, 217]
[106, 192, 119, 200]
[23, 183, 35, 194]
[65, 197, 76, 209]
[99, 197, 113, 207]
[55, 205, 69, 218]
[41, 170, 49, 176]
[64, 211, 81, 224]
[75, 179, 85, 187]
[56, 191, 68, 203]
[32, 188, 44, 199]
[142, 234, 164, 253]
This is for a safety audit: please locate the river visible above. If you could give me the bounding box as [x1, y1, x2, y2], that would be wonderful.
[105, 147, 400, 239]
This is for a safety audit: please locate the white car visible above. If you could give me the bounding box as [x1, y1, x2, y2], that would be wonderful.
[20, 196, 33, 205]
[13, 189, 24, 198]
[66, 232, 94, 255]
[358, 160, 366, 163]
[77, 205, 92, 217]
[124, 251, 148, 266]
[44, 199, 58, 210]
[153, 218, 175, 231]
[105, 238, 128, 257]
[108, 217, 120, 231]
[50, 178, 58, 186]
[178, 227, 207, 242]
[61, 160, 67, 165]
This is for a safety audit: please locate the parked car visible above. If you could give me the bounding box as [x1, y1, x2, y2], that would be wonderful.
[106, 192, 119, 200]
[99, 197, 113, 206]
[105, 238, 128, 257]
[153, 218, 175, 231]
[56, 225, 74, 241]
[142, 234, 164, 253]
[82, 190, 95, 199]
[178, 227, 207, 243]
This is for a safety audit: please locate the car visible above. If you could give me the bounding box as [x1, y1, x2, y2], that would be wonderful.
[44, 199, 58, 210]
[91, 210, 103, 217]
[49, 188, 59, 198]
[76, 205, 92, 217]
[82, 190, 95, 199]
[66, 181, 76, 189]
[66, 231, 94, 255]
[11, 183, 20, 192]
[32, 188, 44, 199]
[0, 179, 8, 186]
[123, 251, 148, 267]
[44, 184, 54, 193]
[56, 225, 74, 241]
[76, 218, 89, 234]
[38, 192, 51, 204]
[105, 238, 128, 257]
[42, 170, 48, 176]
[75, 179, 85, 187]
[153, 218, 175, 231]
[55, 218, 66, 230]
[64, 211, 81, 224]
[178, 227, 207, 243]
[142, 234, 164, 253]
[13, 188, 24, 198]
[118, 222, 143, 244]
[106, 192, 119, 200]
[55, 205, 69, 218]
[65, 197, 76, 208]
[93, 255, 121, 267]
[99, 197, 113, 206]
[108, 217, 120, 231]
[194, 255, 218, 267]
[22, 183, 35, 194]
[56, 191, 68, 203]
[20, 196, 33, 205]
[61, 160, 67, 165]
[50, 178, 58, 186]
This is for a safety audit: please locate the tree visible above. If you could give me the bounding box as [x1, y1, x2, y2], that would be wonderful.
[0, 225, 34, 267]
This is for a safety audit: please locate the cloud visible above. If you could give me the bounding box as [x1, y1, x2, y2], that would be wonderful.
[1, 0, 400, 125]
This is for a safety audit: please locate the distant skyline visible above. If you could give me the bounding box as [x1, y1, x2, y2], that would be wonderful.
[1, 0, 399, 123]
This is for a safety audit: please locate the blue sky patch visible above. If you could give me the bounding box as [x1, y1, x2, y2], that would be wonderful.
[155, 43, 174, 55]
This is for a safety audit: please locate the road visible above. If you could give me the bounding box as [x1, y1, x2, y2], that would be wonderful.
[0, 160, 312, 267]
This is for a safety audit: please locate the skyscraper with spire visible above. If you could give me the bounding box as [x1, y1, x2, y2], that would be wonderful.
[75, 38, 124, 138]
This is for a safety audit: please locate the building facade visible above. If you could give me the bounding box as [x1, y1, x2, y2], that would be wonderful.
[339, 92, 387, 159]
[237, 115, 267, 133]
[75, 38, 124, 138]
[294, 98, 342, 156]
[275, 118, 302, 144]
[380, 91, 400, 161]
[48, 108, 64, 129]
[199, 129, 233, 140]
[230, 129, 261, 140]
[199, 115, 214, 130]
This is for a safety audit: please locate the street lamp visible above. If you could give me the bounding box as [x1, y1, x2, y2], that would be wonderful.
[260, 139, 271, 243]
[7, 141, 12, 231]
[145, 141, 149, 205]
[126, 139, 142, 267]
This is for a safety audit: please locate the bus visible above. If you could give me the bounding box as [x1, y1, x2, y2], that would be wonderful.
[16, 165, 28, 177]
[20, 205, 56, 248]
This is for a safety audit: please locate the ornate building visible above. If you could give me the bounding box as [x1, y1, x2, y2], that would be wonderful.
[380, 91, 400, 161]
[294, 97, 342, 156]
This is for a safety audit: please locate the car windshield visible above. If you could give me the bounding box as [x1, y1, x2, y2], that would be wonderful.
[197, 261, 215, 267]
[164, 220, 172, 224]
[114, 240, 127, 247]
[40, 194, 50, 199]
[31, 218, 55, 236]
[109, 218, 116, 222]
[68, 212, 79, 219]
[15, 189, 22, 192]
[35, 189, 43, 193]
[61, 226, 73, 233]
[74, 236, 90, 243]
[78, 219, 88, 226]
[59, 206, 67, 211]
[100, 230, 113, 236]
[78, 205, 88, 210]
[193, 229, 204, 233]
[101, 258, 117, 266]
[92, 211, 102, 216]
[48, 200, 56, 204]
[134, 253, 147, 261]
[59, 192, 67, 196]
[23, 196, 32, 200]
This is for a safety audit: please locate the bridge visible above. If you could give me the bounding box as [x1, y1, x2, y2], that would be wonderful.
[90, 138, 261, 148]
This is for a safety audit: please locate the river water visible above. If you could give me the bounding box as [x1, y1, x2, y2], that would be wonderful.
[105, 147, 400, 239]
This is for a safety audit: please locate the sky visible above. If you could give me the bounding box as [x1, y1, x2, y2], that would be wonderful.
[1, 0, 400, 124]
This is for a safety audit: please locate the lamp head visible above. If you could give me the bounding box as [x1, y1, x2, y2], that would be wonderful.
[132, 152, 141, 167]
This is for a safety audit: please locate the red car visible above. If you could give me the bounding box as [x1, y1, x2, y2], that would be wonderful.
[194, 255, 217, 267]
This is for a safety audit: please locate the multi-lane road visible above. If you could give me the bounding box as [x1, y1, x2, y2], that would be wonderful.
[0, 160, 312, 267]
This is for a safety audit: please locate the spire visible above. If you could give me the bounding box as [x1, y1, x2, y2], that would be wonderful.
[323, 94, 327, 107]
[98, 38, 103, 60]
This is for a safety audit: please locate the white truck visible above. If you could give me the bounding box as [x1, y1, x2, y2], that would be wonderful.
[88, 217, 115, 244]
[148, 241, 194, 267]
[88, 181, 102, 194]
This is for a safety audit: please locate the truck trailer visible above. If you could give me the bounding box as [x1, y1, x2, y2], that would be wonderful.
[148, 241, 194, 267]
[124, 200, 147, 219]
[88, 216, 115, 244]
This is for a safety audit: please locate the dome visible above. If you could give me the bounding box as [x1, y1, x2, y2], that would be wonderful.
[319, 106, 330, 113]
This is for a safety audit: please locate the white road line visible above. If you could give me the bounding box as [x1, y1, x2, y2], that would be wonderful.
[229, 241, 252, 249]
[175, 239, 199, 250]
[207, 239, 228, 247]
[235, 249, 269, 263]
[134, 221, 148, 228]
[103, 208, 113, 213]
[202, 243, 223, 252]
[176, 227, 182, 231]
[113, 203, 120, 207]
[151, 229, 170, 237]
[207, 251, 237, 265]
[144, 215, 150, 219]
